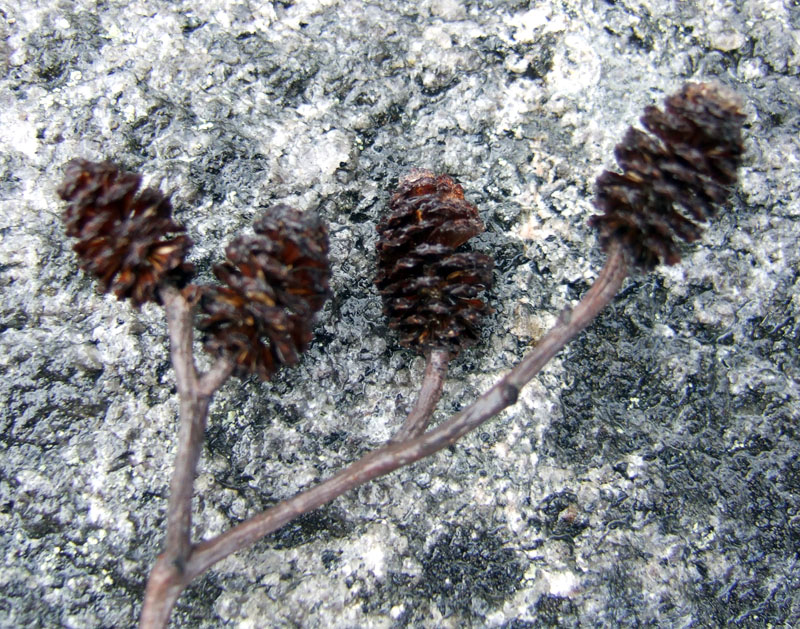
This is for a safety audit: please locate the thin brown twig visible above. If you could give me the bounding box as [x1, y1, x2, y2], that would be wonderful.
[139, 560, 186, 629]
[199, 357, 235, 398]
[138, 246, 628, 626]
[160, 286, 203, 562]
[140, 287, 233, 628]
[183, 246, 629, 582]
[391, 348, 450, 443]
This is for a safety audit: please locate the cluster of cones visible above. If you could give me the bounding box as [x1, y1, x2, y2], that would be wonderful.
[57, 81, 745, 379]
[58, 161, 331, 380]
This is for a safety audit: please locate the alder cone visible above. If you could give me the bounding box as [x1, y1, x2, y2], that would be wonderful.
[590, 82, 746, 270]
[57, 159, 193, 307]
[376, 170, 493, 355]
[198, 204, 331, 381]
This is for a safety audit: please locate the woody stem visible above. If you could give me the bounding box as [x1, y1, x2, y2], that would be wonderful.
[139, 286, 234, 629]
[182, 246, 629, 582]
[391, 348, 450, 443]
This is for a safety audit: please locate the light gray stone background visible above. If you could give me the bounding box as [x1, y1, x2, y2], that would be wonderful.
[1, 0, 799, 626]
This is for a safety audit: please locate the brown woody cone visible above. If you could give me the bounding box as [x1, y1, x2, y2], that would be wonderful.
[197, 204, 331, 381]
[57, 159, 193, 307]
[590, 82, 746, 270]
[376, 170, 493, 355]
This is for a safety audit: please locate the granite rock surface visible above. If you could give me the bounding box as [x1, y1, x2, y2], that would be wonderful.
[1, 0, 799, 627]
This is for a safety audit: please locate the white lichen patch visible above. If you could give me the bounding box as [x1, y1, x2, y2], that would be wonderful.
[546, 569, 581, 597]
[279, 129, 353, 184]
[548, 33, 601, 97]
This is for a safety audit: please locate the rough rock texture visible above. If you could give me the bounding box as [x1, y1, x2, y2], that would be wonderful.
[1, 1, 798, 627]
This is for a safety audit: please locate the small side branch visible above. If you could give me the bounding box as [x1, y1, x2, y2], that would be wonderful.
[199, 357, 235, 398]
[391, 348, 450, 443]
[184, 247, 630, 581]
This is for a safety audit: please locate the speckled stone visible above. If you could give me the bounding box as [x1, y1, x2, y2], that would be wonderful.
[1, 0, 799, 627]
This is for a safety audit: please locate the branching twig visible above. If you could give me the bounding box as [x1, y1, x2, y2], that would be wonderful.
[59, 82, 746, 628]
[139, 249, 627, 625]
[140, 287, 233, 629]
[183, 246, 629, 582]
[198, 357, 236, 398]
